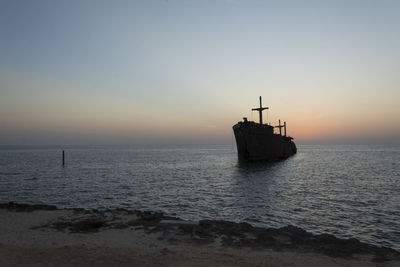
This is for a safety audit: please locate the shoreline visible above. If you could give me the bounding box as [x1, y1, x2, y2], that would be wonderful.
[1, 202, 399, 266]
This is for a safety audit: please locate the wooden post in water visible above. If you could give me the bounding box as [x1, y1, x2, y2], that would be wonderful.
[62, 150, 65, 166]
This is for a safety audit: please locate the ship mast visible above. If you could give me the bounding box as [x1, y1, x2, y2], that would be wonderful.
[252, 96, 269, 124]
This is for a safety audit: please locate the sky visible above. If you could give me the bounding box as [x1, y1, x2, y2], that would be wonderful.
[0, 0, 399, 145]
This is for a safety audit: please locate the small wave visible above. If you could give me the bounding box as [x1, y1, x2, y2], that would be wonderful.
[0, 172, 21, 176]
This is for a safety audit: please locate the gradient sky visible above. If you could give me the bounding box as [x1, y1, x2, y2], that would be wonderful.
[1, 0, 399, 145]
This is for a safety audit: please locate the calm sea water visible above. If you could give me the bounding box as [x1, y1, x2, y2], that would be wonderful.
[0, 144, 399, 250]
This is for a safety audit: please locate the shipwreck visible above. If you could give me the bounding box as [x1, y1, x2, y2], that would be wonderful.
[232, 96, 297, 161]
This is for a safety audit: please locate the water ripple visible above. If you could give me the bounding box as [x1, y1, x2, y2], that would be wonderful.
[0, 144, 399, 249]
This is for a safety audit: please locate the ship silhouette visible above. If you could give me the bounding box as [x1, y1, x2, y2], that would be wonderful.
[233, 96, 297, 161]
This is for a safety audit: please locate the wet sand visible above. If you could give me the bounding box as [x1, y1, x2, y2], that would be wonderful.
[0, 202, 399, 266]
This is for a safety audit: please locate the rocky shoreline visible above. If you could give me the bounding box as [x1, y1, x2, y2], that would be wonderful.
[1, 202, 398, 264]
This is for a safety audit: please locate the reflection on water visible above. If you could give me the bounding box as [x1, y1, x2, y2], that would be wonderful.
[235, 159, 283, 173]
[0, 144, 399, 250]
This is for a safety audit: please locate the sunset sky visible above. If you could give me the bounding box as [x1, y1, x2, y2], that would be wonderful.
[1, 0, 399, 145]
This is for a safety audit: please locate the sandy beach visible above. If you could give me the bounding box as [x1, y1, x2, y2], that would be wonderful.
[0, 203, 399, 267]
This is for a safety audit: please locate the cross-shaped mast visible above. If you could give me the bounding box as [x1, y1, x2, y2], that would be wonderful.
[252, 96, 269, 124]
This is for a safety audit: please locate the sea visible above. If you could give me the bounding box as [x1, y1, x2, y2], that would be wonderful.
[0, 144, 399, 250]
